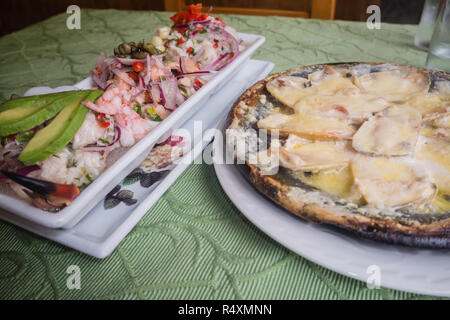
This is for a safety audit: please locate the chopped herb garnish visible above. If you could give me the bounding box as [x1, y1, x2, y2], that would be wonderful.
[178, 85, 188, 96]
[86, 174, 93, 183]
[16, 132, 34, 142]
[79, 183, 89, 190]
[99, 138, 110, 144]
[67, 160, 77, 169]
[200, 29, 207, 34]
[133, 104, 143, 117]
[161, 76, 166, 81]
[146, 108, 162, 121]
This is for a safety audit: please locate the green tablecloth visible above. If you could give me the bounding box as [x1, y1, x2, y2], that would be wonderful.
[0, 10, 432, 300]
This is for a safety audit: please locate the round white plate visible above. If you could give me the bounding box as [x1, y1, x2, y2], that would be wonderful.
[213, 117, 450, 297]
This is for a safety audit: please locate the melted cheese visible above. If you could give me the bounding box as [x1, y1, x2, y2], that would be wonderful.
[258, 65, 450, 213]
[415, 132, 450, 194]
[257, 111, 355, 140]
[294, 89, 389, 123]
[350, 156, 436, 209]
[352, 106, 421, 156]
[266, 70, 356, 108]
[278, 135, 353, 172]
[355, 69, 429, 101]
[405, 92, 449, 115]
[293, 166, 362, 202]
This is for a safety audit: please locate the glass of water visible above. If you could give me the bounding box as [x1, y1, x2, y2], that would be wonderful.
[415, 0, 441, 50]
[426, 0, 450, 72]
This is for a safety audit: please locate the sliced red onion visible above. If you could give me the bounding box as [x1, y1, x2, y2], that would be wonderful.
[92, 53, 113, 90]
[103, 82, 113, 91]
[176, 71, 213, 78]
[138, 74, 146, 91]
[158, 84, 167, 107]
[144, 54, 152, 85]
[206, 52, 230, 70]
[179, 57, 184, 74]
[16, 165, 40, 176]
[202, 28, 239, 71]
[150, 84, 160, 104]
[119, 67, 133, 73]
[114, 56, 146, 66]
[158, 135, 184, 147]
[160, 68, 178, 110]
[83, 126, 121, 152]
[174, 19, 224, 29]
[0, 165, 41, 180]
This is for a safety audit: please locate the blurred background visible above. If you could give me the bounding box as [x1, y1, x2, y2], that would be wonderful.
[0, 0, 426, 36]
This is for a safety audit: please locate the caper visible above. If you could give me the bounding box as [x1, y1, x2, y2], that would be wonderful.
[142, 41, 162, 55]
[118, 43, 132, 55]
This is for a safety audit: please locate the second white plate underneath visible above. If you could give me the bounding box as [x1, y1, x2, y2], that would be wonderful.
[0, 59, 274, 258]
[213, 116, 450, 298]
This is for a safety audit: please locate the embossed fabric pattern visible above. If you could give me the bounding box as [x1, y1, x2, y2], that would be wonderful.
[0, 10, 434, 299]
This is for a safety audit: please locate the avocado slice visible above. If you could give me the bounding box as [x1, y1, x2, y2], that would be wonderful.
[0, 90, 77, 113]
[18, 90, 103, 165]
[0, 90, 93, 136]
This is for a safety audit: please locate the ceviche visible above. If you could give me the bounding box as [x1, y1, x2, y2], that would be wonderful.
[0, 4, 242, 211]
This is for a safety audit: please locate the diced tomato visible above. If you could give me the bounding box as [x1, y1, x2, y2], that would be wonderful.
[144, 91, 153, 103]
[213, 42, 218, 49]
[128, 71, 139, 82]
[177, 37, 185, 45]
[187, 47, 193, 55]
[170, 3, 209, 25]
[95, 66, 102, 74]
[194, 78, 203, 88]
[132, 61, 144, 73]
[187, 4, 202, 15]
[177, 27, 188, 35]
[215, 17, 225, 24]
[96, 113, 110, 128]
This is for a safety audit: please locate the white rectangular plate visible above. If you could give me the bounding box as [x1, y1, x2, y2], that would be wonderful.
[0, 59, 274, 258]
[0, 33, 265, 229]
